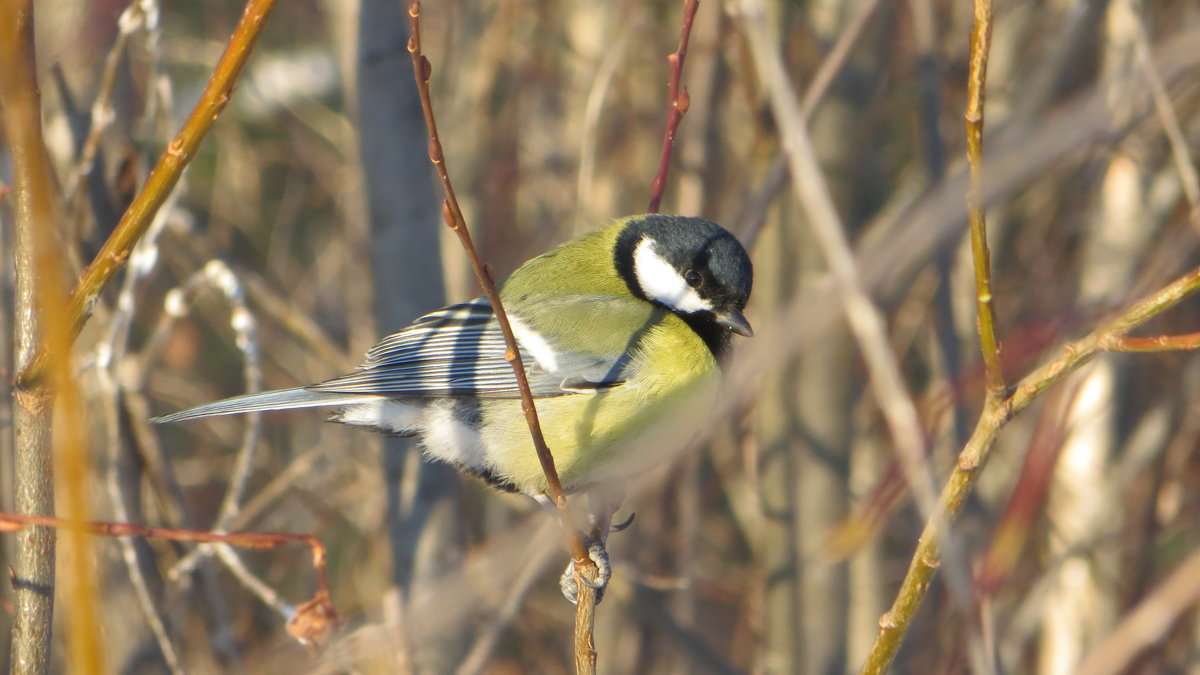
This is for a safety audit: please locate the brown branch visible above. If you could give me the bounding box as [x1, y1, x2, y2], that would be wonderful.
[573, 563, 601, 673]
[964, 0, 1004, 399]
[1100, 331, 1200, 352]
[646, 0, 700, 214]
[0, 512, 337, 648]
[15, 0, 279, 389]
[859, 265, 1200, 674]
[405, 0, 581, 554]
[406, 5, 606, 669]
[0, 2, 94, 671]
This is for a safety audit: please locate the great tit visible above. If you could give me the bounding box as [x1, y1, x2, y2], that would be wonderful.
[153, 214, 754, 497]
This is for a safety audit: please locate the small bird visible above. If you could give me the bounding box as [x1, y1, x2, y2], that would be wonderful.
[154, 214, 753, 497]
[154, 215, 752, 598]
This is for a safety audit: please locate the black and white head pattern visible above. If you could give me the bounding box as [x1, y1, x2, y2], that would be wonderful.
[615, 215, 753, 356]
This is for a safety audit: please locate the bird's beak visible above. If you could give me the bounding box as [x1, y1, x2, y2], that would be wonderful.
[717, 309, 753, 337]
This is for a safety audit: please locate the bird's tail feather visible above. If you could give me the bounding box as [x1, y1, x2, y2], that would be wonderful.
[151, 387, 379, 424]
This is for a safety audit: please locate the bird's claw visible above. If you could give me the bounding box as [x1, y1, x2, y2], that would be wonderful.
[559, 542, 611, 605]
[610, 512, 636, 533]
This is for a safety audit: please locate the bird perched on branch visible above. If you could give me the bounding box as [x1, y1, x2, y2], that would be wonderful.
[154, 214, 753, 598]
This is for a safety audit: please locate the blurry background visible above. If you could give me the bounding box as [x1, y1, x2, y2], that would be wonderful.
[2, 0, 1200, 673]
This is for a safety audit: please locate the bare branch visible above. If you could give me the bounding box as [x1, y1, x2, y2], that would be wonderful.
[0, 511, 338, 648]
[859, 265, 1200, 673]
[16, 0, 279, 389]
[1100, 331, 1200, 352]
[965, 0, 1005, 399]
[647, 0, 700, 214]
[404, 0, 582, 556]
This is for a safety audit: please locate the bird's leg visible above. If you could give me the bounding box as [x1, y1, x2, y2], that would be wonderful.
[560, 540, 612, 605]
[559, 487, 628, 605]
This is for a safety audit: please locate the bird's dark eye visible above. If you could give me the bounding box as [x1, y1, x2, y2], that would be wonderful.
[684, 269, 702, 288]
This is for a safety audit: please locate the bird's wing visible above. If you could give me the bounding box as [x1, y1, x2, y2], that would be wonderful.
[306, 298, 632, 399]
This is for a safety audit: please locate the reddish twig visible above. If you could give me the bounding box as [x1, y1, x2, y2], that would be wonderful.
[646, 0, 700, 214]
[0, 511, 337, 647]
[974, 385, 1074, 597]
[407, 4, 602, 669]
[1100, 331, 1200, 352]
[404, 2, 584, 558]
[15, 0, 278, 389]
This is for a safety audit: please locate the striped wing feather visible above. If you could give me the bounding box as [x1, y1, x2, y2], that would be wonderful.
[306, 299, 624, 399]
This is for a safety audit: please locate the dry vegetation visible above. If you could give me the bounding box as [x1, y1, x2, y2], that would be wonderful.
[2, 0, 1200, 673]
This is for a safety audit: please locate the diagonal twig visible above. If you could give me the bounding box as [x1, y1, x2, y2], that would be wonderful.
[406, 4, 608, 670]
[404, 0, 582, 558]
[859, 265, 1200, 673]
[16, 0, 279, 389]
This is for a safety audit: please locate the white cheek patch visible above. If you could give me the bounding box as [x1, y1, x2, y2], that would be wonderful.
[633, 238, 713, 313]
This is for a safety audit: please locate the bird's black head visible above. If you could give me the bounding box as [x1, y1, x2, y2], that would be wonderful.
[614, 215, 754, 357]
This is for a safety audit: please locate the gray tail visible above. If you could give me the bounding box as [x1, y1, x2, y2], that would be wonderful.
[151, 387, 379, 424]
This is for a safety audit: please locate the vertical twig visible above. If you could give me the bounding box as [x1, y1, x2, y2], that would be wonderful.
[965, 0, 1004, 400]
[0, 3, 63, 671]
[858, 3, 1001, 669]
[647, 0, 700, 214]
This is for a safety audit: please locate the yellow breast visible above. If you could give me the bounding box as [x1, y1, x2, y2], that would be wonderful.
[481, 314, 719, 494]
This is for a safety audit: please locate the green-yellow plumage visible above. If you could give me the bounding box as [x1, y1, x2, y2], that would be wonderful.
[153, 214, 752, 498]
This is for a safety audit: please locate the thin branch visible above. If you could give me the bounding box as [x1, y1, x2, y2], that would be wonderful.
[95, 117, 183, 669]
[1128, 0, 1200, 211]
[405, 0, 581, 554]
[198, 261, 265, 530]
[1100, 332, 1200, 352]
[965, 0, 1004, 399]
[647, 0, 700, 214]
[16, 0, 279, 389]
[859, 265, 1200, 674]
[407, 5, 613, 670]
[960, 4, 1002, 670]
[456, 537, 559, 675]
[101, 351, 184, 673]
[60, 0, 151, 211]
[402, 0, 604, 630]
[0, 511, 338, 648]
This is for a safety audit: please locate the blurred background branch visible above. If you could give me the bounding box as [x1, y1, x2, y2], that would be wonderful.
[3, 1, 1200, 673]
